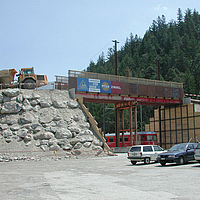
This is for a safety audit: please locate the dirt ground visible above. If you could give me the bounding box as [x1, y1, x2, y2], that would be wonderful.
[1, 153, 200, 200]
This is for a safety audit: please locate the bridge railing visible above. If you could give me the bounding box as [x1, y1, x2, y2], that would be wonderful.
[68, 70, 183, 89]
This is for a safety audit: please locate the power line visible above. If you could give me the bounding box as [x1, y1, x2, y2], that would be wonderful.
[78, 41, 112, 71]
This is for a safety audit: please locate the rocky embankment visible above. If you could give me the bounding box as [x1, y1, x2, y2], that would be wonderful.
[0, 89, 108, 162]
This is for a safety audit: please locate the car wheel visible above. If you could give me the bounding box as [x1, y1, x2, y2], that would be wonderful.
[178, 156, 184, 165]
[144, 157, 150, 164]
[131, 161, 137, 165]
[161, 162, 166, 166]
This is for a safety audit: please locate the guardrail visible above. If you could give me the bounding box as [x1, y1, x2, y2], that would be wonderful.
[68, 70, 183, 88]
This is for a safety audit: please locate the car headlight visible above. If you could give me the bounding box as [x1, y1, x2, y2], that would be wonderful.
[168, 155, 176, 158]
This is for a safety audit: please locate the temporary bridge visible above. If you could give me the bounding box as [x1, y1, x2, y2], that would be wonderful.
[67, 70, 184, 148]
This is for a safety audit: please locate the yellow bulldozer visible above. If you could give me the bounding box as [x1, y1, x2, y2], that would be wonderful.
[0, 67, 48, 89]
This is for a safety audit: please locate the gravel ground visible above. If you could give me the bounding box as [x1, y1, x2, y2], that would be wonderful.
[1, 153, 200, 200]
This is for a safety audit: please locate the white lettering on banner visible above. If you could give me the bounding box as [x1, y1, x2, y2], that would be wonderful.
[111, 85, 121, 89]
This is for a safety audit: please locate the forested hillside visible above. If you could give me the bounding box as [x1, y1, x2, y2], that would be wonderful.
[85, 8, 200, 134]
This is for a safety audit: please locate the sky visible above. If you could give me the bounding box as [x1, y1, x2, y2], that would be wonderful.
[0, 0, 199, 82]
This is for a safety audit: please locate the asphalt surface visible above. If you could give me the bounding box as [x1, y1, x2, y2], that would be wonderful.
[1, 153, 200, 200]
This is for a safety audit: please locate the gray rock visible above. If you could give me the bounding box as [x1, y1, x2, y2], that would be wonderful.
[17, 129, 28, 138]
[68, 126, 80, 133]
[53, 115, 62, 121]
[55, 128, 72, 139]
[83, 142, 92, 148]
[52, 100, 67, 108]
[3, 96, 16, 102]
[5, 138, 12, 143]
[70, 137, 80, 145]
[0, 124, 8, 130]
[24, 134, 33, 143]
[32, 93, 40, 99]
[40, 140, 49, 145]
[48, 139, 58, 147]
[34, 131, 54, 140]
[33, 105, 41, 112]
[49, 144, 60, 151]
[68, 101, 78, 108]
[63, 144, 73, 150]
[40, 99, 52, 107]
[58, 138, 68, 146]
[17, 94, 23, 102]
[79, 123, 90, 129]
[0, 93, 3, 102]
[1, 102, 22, 114]
[3, 89, 20, 97]
[72, 150, 81, 155]
[93, 139, 103, 146]
[10, 124, 20, 131]
[19, 113, 34, 124]
[42, 121, 56, 128]
[92, 145, 103, 151]
[33, 126, 43, 133]
[79, 130, 93, 136]
[39, 112, 53, 124]
[22, 99, 32, 111]
[40, 145, 48, 151]
[2, 129, 12, 138]
[73, 115, 80, 122]
[34, 142, 41, 147]
[29, 99, 39, 106]
[5, 115, 18, 125]
[74, 142, 82, 149]
[79, 135, 94, 143]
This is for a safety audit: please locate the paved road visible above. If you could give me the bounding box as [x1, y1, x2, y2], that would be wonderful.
[0, 153, 200, 200]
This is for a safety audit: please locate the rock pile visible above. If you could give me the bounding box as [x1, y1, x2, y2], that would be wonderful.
[0, 88, 106, 161]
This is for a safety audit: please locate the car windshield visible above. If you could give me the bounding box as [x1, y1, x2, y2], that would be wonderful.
[154, 146, 164, 151]
[168, 143, 187, 152]
[130, 147, 141, 152]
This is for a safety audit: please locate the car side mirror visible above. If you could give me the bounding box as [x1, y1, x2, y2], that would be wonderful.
[186, 148, 191, 151]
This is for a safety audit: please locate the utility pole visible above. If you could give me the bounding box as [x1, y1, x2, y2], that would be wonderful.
[112, 40, 119, 146]
[112, 40, 119, 75]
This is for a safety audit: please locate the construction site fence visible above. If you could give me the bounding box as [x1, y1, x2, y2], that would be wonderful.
[0, 82, 68, 90]
[68, 70, 183, 88]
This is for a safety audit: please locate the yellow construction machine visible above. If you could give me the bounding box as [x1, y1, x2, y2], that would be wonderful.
[0, 67, 48, 89]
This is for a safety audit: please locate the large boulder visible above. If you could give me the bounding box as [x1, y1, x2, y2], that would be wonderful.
[3, 89, 20, 97]
[1, 102, 22, 114]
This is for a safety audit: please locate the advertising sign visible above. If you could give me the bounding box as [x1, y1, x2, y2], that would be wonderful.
[89, 79, 100, 92]
[100, 80, 111, 93]
[111, 81, 121, 94]
[77, 77, 89, 92]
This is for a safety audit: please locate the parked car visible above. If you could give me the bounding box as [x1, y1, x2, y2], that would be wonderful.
[127, 145, 166, 165]
[194, 143, 200, 163]
[157, 143, 198, 166]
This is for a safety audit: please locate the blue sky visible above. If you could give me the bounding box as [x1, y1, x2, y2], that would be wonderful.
[0, 0, 199, 82]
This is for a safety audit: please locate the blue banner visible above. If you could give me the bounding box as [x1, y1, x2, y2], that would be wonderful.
[77, 77, 89, 92]
[100, 80, 111, 93]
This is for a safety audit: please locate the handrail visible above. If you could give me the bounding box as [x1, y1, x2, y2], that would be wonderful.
[76, 96, 110, 151]
[68, 70, 183, 88]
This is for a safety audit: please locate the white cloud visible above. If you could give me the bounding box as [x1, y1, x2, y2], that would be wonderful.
[163, 7, 168, 10]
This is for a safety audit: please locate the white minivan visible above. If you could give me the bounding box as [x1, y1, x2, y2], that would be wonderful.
[127, 145, 166, 165]
[194, 143, 200, 163]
